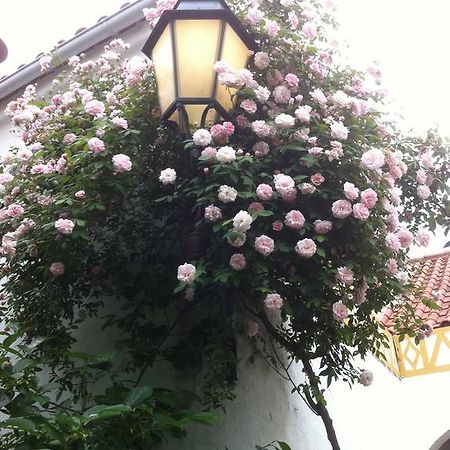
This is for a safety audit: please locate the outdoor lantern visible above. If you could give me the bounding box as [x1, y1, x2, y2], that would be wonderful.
[142, 0, 259, 135]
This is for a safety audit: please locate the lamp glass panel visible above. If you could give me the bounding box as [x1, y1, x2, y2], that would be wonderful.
[215, 23, 249, 113]
[168, 104, 216, 127]
[152, 26, 176, 114]
[175, 19, 221, 98]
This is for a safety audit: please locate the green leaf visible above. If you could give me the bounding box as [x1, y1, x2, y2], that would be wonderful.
[173, 283, 187, 294]
[316, 247, 326, 257]
[276, 442, 292, 450]
[2, 417, 36, 432]
[258, 210, 274, 217]
[125, 386, 153, 407]
[82, 404, 132, 423]
[190, 412, 218, 426]
[13, 358, 33, 373]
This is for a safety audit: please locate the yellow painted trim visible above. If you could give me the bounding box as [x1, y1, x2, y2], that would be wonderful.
[378, 326, 450, 378]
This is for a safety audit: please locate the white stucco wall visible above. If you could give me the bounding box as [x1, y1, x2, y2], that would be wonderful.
[0, 16, 449, 450]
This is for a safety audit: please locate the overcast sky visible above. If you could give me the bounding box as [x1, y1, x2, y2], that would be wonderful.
[2, 0, 450, 135]
[1, 0, 448, 253]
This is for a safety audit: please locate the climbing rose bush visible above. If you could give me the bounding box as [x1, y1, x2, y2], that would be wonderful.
[0, 0, 449, 449]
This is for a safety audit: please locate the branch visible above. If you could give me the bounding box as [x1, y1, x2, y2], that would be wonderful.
[257, 311, 341, 450]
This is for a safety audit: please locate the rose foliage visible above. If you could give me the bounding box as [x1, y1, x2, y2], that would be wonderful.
[0, 0, 449, 449]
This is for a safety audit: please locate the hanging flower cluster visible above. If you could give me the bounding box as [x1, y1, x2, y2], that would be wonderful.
[153, 0, 450, 387]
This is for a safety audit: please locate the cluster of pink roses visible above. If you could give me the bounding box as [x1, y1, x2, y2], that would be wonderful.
[0, 39, 151, 279]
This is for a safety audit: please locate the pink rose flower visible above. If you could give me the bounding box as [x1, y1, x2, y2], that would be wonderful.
[359, 369, 373, 386]
[63, 133, 77, 145]
[417, 229, 432, 247]
[285, 210, 305, 230]
[265, 19, 280, 37]
[295, 105, 312, 123]
[233, 210, 253, 232]
[204, 205, 222, 222]
[417, 185, 431, 200]
[310, 173, 325, 186]
[295, 238, 316, 258]
[274, 174, 295, 196]
[228, 233, 246, 248]
[248, 202, 264, 214]
[354, 279, 368, 305]
[337, 266, 354, 284]
[6, 203, 24, 218]
[330, 121, 349, 140]
[264, 293, 283, 310]
[332, 199, 352, 219]
[360, 188, 378, 209]
[253, 141, 270, 157]
[396, 228, 413, 248]
[302, 22, 317, 39]
[159, 168, 177, 185]
[112, 154, 132, 173]
[75, 190, 86, 199]
[254, 52, 270, 70]
[255, 235, 275, 256]
[216, 146, 236, 164]
[272, 220, 284, 231]
[50, 262, 65, 276]
[416, 169, 427, 184]
[273, 85, 291, 104]
[252, 120, 272, 138]
[299, 183, 316, 195]
[84, 99, 105, 118]
[275, 113, 295, 128]
[314, 220, 332, 234]
[218, 185, 237, 203]
[256, 183, 273, 201]
[240, 99, 257, 114]
[201, 147, 217, 159]
[17, 149, 33, 162]
[385, 233, 401, 252]
[361, 149, 385, 170]
[55, 218, 75, 235]
[284, 73, 299, 87]
[177, 263, 196, 284]
[343, 182, 359, 201]
[88, 137, 105, 153]
[352, 203, 370, 221]
[193, 129, 212, 147]
[230, 253, 246, 270]
[310, 88, 327, 105]
[111, 117, 128, 129]
[333, 302, 349, 321]
[288, 11, 299, 30]
[387, 212, 399, 232]
[386, 258, 398, 275]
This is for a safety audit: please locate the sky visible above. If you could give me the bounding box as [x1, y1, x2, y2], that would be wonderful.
[2, 0, 450, 135]
[0, 0, 448, 253]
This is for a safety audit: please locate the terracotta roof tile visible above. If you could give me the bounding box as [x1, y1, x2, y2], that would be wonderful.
[382, 249, 450, 333]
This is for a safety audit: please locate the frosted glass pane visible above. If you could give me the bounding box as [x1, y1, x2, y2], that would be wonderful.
[175, 20, 221, 98]
[152, 26, 176, 114]
[168, 104, 216, 128]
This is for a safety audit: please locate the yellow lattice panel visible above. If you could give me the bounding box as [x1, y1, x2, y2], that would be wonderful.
[378, 326, 450, 378]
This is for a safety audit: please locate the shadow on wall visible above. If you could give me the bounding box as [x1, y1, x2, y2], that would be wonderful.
[430, 431, 450, 450]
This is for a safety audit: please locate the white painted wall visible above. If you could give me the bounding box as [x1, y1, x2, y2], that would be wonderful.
[0, 18, 449, 450]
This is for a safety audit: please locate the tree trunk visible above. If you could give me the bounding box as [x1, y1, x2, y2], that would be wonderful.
[256, 312, 342, 450]
[300, 354, 341, 450]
